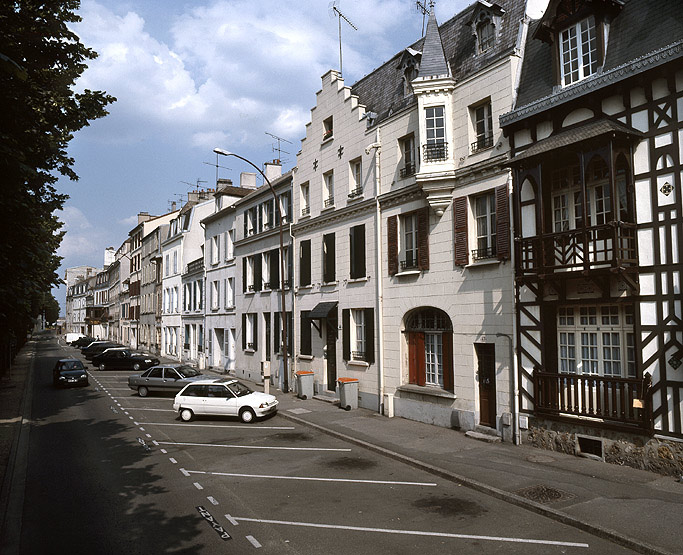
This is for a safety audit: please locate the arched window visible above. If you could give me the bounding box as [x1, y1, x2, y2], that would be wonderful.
[477, 18, 495, 53]
[405, 308, 453, 391]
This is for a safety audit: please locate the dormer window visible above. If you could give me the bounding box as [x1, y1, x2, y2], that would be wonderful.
[323, 116, 333, 141]
[559, 16, 598, 86]
[403, 65, 418, 96]
[477, 18, 495, 53]
[467, 2, 504, 56]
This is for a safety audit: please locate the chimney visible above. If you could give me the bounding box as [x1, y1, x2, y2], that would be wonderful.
[187, 191, 198, 203]
[171, 201, 177, 211]
[137, 211, 152, 224]
[217, 178, 233, 189]
[240, 172, 257, 189]
[104, 247, 115, 267]
[264, 159, 282, 182]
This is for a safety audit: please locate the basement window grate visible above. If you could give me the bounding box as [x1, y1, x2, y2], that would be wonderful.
[577, 435, 604, 459]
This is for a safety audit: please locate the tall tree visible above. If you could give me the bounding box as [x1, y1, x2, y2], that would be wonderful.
[0, 1, 115, 361]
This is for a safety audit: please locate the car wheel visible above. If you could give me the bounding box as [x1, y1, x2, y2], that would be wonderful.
[133, 363, 140, 371]
[138, 386, 149, 397]
[180, 408, 194, 422]
[239, 407, 256, 423]
[99, 363, 105, 371]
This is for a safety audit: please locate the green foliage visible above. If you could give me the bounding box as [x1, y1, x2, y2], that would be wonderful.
[0, 1, 115, 357]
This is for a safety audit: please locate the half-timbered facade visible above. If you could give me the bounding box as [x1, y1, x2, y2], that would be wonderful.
[501, 0, 683, 443]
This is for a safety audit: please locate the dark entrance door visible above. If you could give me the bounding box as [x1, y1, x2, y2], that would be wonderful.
[476, 343, 496, 428]
[326, 308, 337, 391]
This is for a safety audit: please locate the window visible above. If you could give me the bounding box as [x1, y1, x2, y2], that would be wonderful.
[211, 235, 220, 264]
[424, 106, 447, 162]
[453, 186, 509, 265]
[401, 213, 418, 270]
[299, 240, 311, 286]
[388, 208, 429, 275]
[165, 254, 169, 276]
[559, 16, 598, 87]
[262, 251, 271, 289]
[473, 191, 496, 260]
[184, 324, 190, 350]
[225, 230, 234, 260]
[399, 134, 416, 178]
[300, 182, 310, 216]
[173, 286, 178, 312]
[279, 191, 291, 224]
[226, 277, 235, 308]
[243, 313, 257, 351]
[243, 255, 261, 293]
[173, 251, 178, 274]
[342, 308, 374, 363]
[323, 233, 335, 283]
[262, 199, 274, 230]
[477, 18, 495, 53]
[557, 304, 636, 378]
[406, 307, 453, 391]
[349, 224, 366, 279]
[323, 171, 334, 208]
[471, 101, 493, 153]
[274, 311, 293, 355]
[323, 116, 333, 141]
[211, 280, 219, 309]
[349, 159, 362, 198]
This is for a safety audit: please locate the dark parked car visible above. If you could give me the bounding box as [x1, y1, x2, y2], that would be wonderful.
[83, 342, 124, 360]
[128, 364, 210, 397]
[53, 358, 89, 387]
[91, 349, 159, 371]
[72, 336, 96, 348]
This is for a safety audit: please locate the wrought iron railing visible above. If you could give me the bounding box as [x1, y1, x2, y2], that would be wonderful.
[517, 222, 637, 275]
[472, 246, 497, 261]
[399, 162, 416, 178]
[471, 134, 494, 154]
[247, 342, 255, 350]
[301, 206, 310, 217]
[400, 256, 418, 271]
[422, 142, 448, 162]
[533, 370, 650, 429]
[324, 197, 334, 208]
[348, 187, 363, 199]
[352, 350, 367, 361]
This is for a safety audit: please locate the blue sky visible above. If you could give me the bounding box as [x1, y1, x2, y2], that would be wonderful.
[53, 0, 548, 312]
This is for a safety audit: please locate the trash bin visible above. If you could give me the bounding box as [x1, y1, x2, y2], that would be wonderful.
[337, 377, 359, 410]
[296, 370, 314, 400]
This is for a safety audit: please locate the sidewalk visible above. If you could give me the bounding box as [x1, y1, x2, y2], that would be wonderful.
[251, 378, 681, 555]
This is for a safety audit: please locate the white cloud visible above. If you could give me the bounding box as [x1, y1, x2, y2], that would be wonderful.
[117, 215, 139, 227]
[57, 205, 101, 259]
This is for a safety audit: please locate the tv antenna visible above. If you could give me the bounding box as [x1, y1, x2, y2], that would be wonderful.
[167, 193, 185, 211]
[415, 1, 431, 36]
[329, 1, 357, 77]
[180, 178, 207, 191]
[204, 153, 232, 183]
[265, 131, 292, 162]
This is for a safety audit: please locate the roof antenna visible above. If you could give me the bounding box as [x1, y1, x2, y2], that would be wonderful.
[415, 1, 429, 37]
[203, 154, 231, 184]
[329, 1, 357, 77]
[180, 178, 207, 191]
[265, 131, 292, 164]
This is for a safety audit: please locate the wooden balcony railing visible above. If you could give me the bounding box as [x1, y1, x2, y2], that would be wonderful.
[517, 222, 637, 275]
[534, 370, 651, 430]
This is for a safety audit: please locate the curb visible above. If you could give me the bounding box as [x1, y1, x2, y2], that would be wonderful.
[278, 408, 673, 555]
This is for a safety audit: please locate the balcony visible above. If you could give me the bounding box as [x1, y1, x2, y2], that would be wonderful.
[471, 134, 494, 154]
[399, 162, 416, 178]
[324, 197, 334, 208]
[422, 142, 448, 162]
[301, 206, 310, 217]
[472, 246, 496, 261]
[534, 370, 650, 431]
[348, 187, 363, 199]
[518, 222, 637, 276]
[352, 350, 367, 362]
[400, 256, 418, 271]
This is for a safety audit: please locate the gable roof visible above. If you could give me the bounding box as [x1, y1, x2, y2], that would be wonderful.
[504, 0, 683, 125]
[350, 0, 527, 125]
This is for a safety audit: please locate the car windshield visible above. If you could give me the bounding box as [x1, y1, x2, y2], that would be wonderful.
[176, 366, 200, 378]
[228, 381, 253, 397]
[61, 360, 84, 370]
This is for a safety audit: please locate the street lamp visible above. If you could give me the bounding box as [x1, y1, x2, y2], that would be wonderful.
[213, 148, 289, 393]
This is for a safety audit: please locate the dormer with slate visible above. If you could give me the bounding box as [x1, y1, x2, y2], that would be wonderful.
[466, 1, 506, 55]
[397, 47, 422, 97]
[533, 0, 623, 89]
[412, 7, 456, 216]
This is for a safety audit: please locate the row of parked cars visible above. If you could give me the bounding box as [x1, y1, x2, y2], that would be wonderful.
[58, 334, 278, 423]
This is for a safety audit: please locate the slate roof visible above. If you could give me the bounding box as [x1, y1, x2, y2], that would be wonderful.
[506, 0, 683, 124]
[418, 9, 451, 78]
[350, 0, 527, 125]
[508, 118, 644, 163]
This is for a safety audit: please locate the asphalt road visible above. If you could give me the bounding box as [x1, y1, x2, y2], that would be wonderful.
[12, 336, 639, 554]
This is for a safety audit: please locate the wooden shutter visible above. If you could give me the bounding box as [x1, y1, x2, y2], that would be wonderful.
[342, 308, 350, 360]
[243, 212, 248, 237]
[270, 249, 279, 288]
[242, 313, 246, 350]
[350, 225, 365, 278]
[300, 240, 311, 286]
[495, 184, 510, 260]
[417, 207, 430, 270]
[408, 332, 426, 386]
[442, 331, 453, 392]
[453, 196, 469, 266]
[253, 316, 258, 352]
[364, 308, 374, 363]
[387, 216, 398, 276]
[300, 311, 311, 355]
[254, 254, 262, 291]
[323, 233, 335, 283]
[242, 258, 247, 292]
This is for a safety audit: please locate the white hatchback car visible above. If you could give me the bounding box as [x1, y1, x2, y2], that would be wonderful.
[173, 378, 278, 423]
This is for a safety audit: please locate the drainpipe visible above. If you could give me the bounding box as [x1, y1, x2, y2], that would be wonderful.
[366, 130, 384, 414]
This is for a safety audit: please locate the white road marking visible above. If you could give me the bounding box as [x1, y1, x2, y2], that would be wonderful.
[138, 427, 145, 432]
[158, 441, 351, 452]
[207, 496, 219, 505]
[152, 440, 159, 446]
[287, 408, 312, 415]
[179, 468, 190, 476]
[233, 518, 590, 548]
[169, 458, 177, 464]
[160, 448, 167, 454]
[187, 470, 436, 487]
[193, 482, 203, 490]
[117, 408, 175, 412]
[225, 514, 239, 526]
[145, 434, 152, 438]
[245, 535, 261, 548]
[141, 422, 294, 430]
[123, 412, 129, 415]
[128, 416, 134, 420]
[102, 388, 133, 390]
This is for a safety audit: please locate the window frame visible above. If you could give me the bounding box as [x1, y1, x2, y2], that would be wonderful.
[559, 15, 599, 87]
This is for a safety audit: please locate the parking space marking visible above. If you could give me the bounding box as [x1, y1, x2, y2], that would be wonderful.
[225, 514, 239, 526]
[169, 458, 177, 464]
[187, 470, 437, 487]
[233, 517, 590, 548]
[180, 468, 190, 477]
[207, 496, 219, 505]
[158, 441, 351, 452]
[193, 482, 204, 490]
[145, 434, 152, 438]
[160, 449, 167, 454]
[141, 422, 295, 430]
[245, 535, 261, 548]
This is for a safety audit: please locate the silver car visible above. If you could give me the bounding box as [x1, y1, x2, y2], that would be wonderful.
[127, 364, 210, 397]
